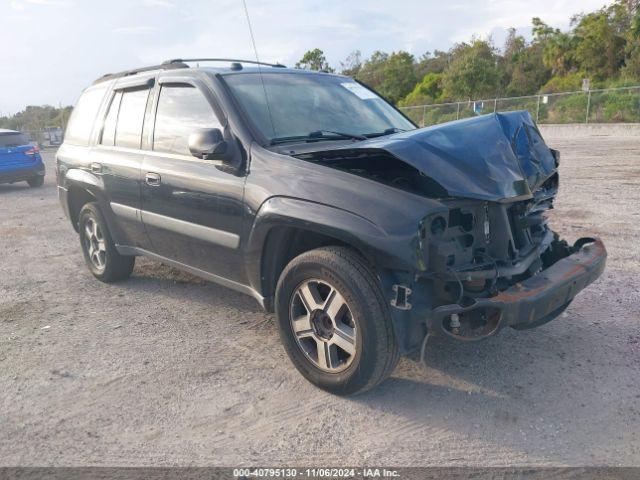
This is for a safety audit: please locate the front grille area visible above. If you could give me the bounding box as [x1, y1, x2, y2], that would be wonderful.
[421, 175, 559, 298]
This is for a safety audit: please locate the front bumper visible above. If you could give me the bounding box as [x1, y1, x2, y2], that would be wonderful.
[426, 237, 607, 340]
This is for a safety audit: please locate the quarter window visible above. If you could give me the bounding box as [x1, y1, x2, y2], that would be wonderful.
[65, 86, 108, 146]
[153, 84, 221, 156]
[115, 88, 150, 149]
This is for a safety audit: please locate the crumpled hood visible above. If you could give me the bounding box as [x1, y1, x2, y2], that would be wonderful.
[334, 111, 558, 201]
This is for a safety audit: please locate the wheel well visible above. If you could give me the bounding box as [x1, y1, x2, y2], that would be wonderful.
[261, 227, 361, 311]
[67, 185, 96, 231]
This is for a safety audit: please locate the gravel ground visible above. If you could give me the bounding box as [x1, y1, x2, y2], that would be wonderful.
[0, 131, 639, 467]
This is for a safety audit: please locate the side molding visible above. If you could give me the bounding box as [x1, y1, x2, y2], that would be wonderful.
[110, 202, 140, 222]
[110, 202, 240, 249]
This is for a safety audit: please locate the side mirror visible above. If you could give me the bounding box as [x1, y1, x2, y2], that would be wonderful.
[188, 128, 230, 161]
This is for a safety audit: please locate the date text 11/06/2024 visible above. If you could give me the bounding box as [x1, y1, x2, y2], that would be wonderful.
[234, 468, 400, 478]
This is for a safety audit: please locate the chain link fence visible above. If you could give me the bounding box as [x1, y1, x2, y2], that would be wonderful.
[21, 127, 64, 148]
[399, 85, 640, 127]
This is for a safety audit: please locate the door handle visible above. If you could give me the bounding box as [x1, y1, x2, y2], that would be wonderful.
[145, 172, 161, 186]
[90, 162, 102, 174]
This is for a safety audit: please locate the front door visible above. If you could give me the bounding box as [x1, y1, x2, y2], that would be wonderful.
[140, 79, 247, 283]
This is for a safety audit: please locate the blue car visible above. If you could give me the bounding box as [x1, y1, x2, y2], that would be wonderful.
[0, 129, 45, 187]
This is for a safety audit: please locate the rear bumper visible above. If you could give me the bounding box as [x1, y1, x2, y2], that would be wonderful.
[426, 237, 607, 340]
[0, 161, 45, 184]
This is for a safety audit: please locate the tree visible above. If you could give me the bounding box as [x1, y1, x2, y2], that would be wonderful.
[622, 5, 640, 79]
[378, 51, 418, 103]
[354, 51, 417, 103]
[398, 72, 443, 106]
[441, 40, 503, 99]
[0, 105, 72, 132]
[295, 48, 334, 72]
[355, 50, 390, 92]
[339, 50, 362, 77]
[414, 50, 451, 79]
[502, 29, 551, 96]
[506, 43, 551, 95]
[573, 6, 627, 79]
[532, 18, 578, 76]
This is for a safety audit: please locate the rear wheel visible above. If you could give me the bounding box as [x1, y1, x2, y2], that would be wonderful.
[78, 202, 134, 282]
[27, 176, 44, 187]
[275, 246, 398, 395]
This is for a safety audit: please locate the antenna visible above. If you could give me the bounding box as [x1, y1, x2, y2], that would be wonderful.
[242, 0, 276, 138]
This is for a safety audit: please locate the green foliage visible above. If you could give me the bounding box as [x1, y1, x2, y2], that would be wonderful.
[589, 89, 640, 121]
[398, 73, 443, 107]
[621, 9, 640, 80]
[505, 42, 551, 96]
[441, 40, 503, 100]
[621, 41, 640, 80]
[0, 105, 72, 132]
[296, 48, 334, 72]
[539, 93, 588, 123]
[539, 72, 584, 93]
[339, 50, 362, 77]
[12, 0, 639, 127]
[354, 51, 417, 103]
[573, 6, 627, 79]
[414, 50, 451, 79]
[353, 50, 389, 91]
[379, 52, 418, 103]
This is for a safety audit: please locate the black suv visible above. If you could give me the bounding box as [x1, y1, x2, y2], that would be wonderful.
[57, 59, 606, 395]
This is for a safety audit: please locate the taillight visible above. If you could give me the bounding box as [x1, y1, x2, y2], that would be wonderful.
[25, 146, 40, 156]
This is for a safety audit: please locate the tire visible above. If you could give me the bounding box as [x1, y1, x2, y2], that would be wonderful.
[78, 202, 135, 282]
[27, 176, 44, 187]
[275, 246, 398, 395]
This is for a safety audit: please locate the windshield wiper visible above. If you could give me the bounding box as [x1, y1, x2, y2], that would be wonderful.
[308, 130, 367, 141]
[270, 130, 367, 146]
[364, 127, 410, 138]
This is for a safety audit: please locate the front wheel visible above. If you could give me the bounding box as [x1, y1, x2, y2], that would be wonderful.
[275, 246, 398, 395]
[78, 202, 135, 282]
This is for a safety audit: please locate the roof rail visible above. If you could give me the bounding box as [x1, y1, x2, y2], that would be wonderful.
[93, 61, 189, 85]
[162, 58, 287, 69]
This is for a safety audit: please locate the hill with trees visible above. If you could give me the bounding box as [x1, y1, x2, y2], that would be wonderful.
[3, 0, 638, 132]
[299, 0, 639, 108]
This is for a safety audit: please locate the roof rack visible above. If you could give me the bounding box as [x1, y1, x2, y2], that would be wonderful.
[162, 58, 287, 69]
[93, 61, 189, 85]
[93, 58, 287, 85]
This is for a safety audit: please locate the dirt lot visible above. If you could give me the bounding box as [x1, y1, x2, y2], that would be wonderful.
[1, 131, 639, 467]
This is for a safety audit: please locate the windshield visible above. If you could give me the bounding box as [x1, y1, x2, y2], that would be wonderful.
[222, 72, 415, 143]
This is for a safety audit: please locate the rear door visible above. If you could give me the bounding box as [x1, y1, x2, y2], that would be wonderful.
[140, 76, 247, 283]
[91, 76, 154, 248]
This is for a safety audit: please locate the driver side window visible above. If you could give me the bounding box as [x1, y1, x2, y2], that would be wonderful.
[153, 84, 222, 156]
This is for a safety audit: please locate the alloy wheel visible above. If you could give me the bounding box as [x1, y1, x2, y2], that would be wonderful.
[83, 217, 106, 271]
[289, 279, 357, 373]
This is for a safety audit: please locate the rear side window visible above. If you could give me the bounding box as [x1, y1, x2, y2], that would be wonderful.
[115, 88, 150, 149]
[0, 133, 29, 147]
[153, 84, 221, 156]
[65, 86, 108, 146]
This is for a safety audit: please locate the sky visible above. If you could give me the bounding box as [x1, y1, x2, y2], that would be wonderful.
[1, 0, 611, 114]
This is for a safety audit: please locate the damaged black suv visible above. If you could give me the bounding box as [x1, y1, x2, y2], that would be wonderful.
[57, 59, 606, 395]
